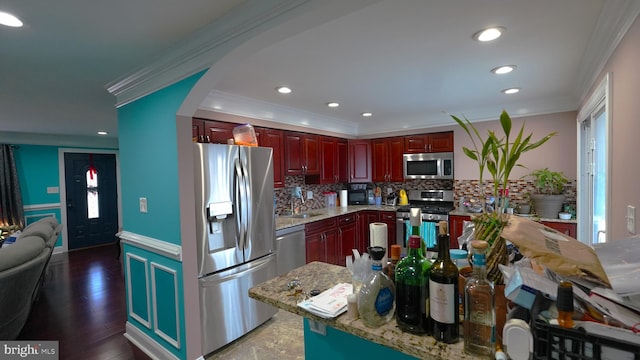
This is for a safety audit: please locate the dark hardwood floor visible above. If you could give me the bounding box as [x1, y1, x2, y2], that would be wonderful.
[18, 244, 152, 360]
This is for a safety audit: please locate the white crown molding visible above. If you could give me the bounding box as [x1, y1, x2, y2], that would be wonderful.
[0, 132, 118, 148]
[201, 90, 359, 135]
[106, 0, 311, 107]
[575, 0, 640, 103]
[119, 230, 182, 261]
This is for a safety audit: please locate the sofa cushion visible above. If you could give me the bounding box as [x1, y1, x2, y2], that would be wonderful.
[0, 236, 46, 272]
[21, 221, 55, 241]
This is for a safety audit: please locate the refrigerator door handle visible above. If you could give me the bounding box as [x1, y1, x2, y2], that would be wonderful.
[241, 160, 252, 250]
[234, 158, 244, 249]
[198, 253, 276, 286]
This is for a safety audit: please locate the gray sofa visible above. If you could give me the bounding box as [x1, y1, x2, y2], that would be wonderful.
[0, 217, 62, 339]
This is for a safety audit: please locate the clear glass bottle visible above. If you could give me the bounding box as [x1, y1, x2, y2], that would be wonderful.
[358, 246, 396, 328]
[464, 240, 495, 357]
[395, 235, 431, 334]
[429, 221, 459, 343]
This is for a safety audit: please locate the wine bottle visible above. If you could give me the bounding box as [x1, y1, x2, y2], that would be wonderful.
[429, 221, 459, 343]
[395, 235, 431, 334]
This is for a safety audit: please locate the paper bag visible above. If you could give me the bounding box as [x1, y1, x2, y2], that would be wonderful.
[500, 216, 610, 287]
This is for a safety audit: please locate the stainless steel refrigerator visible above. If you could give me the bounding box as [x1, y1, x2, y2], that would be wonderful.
[193, 143, 277, 355]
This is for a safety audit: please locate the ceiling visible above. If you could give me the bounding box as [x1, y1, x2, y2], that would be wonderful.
[1, 0, 637, 142]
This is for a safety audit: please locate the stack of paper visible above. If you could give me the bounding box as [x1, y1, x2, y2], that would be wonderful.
[297, 283, 353, 318]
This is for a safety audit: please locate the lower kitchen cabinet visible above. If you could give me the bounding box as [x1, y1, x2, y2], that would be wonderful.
[305, 218, 338, 264]
[541, 221, 577, 238]
[449, 214, 471, 249]
[337, 213, 358, 266]
[358, 210, 379, 255]
[378, 211, 397, 251]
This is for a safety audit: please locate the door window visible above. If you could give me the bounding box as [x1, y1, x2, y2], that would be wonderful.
[86, 169, 100, 219]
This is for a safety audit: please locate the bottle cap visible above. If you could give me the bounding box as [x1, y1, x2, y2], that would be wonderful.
[367, 246, 386, 261]
[390, 244, 402, 259]
[409, 208, 421, 227]
[408, 235, 421, 249]
[556, 281, 574, 311]
[438, 221, 448, 235]
[470, 240, 489, 252]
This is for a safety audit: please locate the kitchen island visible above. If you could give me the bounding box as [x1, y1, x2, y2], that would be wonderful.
[249, 261, 482, 360]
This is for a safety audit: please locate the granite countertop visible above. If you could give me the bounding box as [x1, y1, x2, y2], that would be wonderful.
[249, 261, 482, 360]
[448, 209, 577, 224]
[276, 205, 398, 230]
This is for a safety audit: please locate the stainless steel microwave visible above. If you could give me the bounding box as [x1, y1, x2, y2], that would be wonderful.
[403, 152, 453, 180]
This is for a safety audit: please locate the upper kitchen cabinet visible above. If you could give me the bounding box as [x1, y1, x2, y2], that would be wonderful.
[404, 131, 454, 153]
[348, 139, 372, 183]
[198, 119, 236, 144]
[372, 137, 404, 182]
[256, 127, 285, 188]
[317, 136, 348, 184]
[192, 118, 205, 142]
[284, 131, 320, 176]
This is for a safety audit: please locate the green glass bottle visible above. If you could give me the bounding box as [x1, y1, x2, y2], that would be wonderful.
[429, 221, 459, 343]
[395, 235, 432, 334]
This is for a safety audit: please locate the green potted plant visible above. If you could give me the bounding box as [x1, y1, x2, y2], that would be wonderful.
[528, 168, 568, 219]
[452, 110, 556, 284]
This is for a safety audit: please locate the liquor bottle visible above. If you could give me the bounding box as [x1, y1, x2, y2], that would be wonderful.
[358, 246, 396, 328]
[395, 235, 431, 334]
[556, 280, 574, 329]
[429, 221, 459, 343]
[383, 244, 402, 284]
[464, 240, 495, 357]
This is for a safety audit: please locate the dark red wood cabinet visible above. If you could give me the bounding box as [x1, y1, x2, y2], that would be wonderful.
[256, 127, 285, 188]
[372, 137, 404, 182]
[200, 119, 235, 144]
[378, 211, 397, 251]
[541, 221, 577, 238]
[337, 213, 358, 266]
[285, 132, 320, 176]
[318, 136, 348, 184]
[358, 210, 379, 254]
[449, 214, 471, 249]
[348, 139, 372, 183]
[305, 218, 338, 264]
[404, 131, 454, 153]
[192, 119, 205, 142]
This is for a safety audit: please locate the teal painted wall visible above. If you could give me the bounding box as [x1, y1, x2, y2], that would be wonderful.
[14, 145, 61, 205]
[117, 71, 203, 244]
[13, 144, 111, 247]
[123, 243, 185, 359]
[303, 319, 418, 359]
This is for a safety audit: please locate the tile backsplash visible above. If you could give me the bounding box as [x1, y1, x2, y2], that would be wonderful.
[274, 176, 577, 215]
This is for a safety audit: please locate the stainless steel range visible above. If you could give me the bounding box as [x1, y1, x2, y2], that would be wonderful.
[396, 189, 455, 255]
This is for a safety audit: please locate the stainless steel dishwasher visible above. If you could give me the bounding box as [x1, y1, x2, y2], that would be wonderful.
[275, 224, 306, 275]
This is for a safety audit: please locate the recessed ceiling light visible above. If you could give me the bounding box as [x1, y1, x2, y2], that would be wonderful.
[0, 11, 23, 27]
[326, 102, 340, 108]
[491, 65, 516, 74]
[97, 131, 108, 135]
[473, 27, 505, 42]
[502, 87, 520, 95]
[276, 86, 292, 94]
[361, 112, 373, 117]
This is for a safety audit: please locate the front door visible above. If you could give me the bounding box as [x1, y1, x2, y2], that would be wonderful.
[64, 153, 118, 250]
